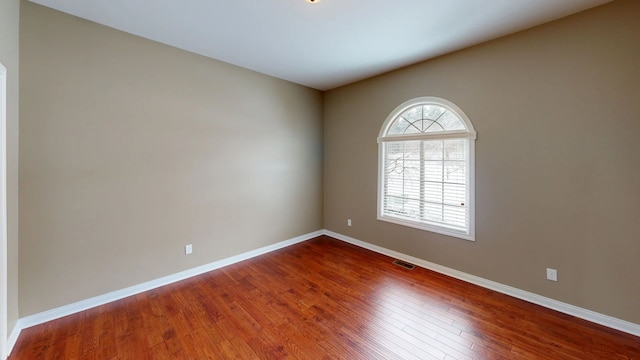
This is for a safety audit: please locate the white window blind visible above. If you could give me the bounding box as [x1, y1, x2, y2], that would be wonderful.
[378, 98, 476, 240]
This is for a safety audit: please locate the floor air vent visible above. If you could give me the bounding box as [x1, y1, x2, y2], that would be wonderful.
[392, 259, 416, 270]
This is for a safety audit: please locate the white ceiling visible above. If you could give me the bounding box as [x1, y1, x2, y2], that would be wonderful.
[29, 0, 611, 90]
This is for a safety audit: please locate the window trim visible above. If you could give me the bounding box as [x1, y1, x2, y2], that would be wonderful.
[377, 97, 476, 241]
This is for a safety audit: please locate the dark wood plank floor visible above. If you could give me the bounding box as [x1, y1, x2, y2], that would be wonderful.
[10, 236, 640, 359]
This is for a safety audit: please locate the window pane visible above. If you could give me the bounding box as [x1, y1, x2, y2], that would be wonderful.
[408, 141, 421, 158]
[437, 111, 466, 131]
[421, 120, 436, 132]
[424, 161, 443, 182]
[384, 196, 420, 220]
[387, 117, 411, 135]
[443, 205, 466, 227]
[423, 140, 443, 160]
[444, 139, 465, 160]
[443, 183, 466, 206]
[385, 172, 405, 196]
[423, 182, 443, 204]
[404, 121, 422, 134]
[444, 161, 465, 184]
[422, 202, 443, 223]
[385, 156, 404, 175]
[425, 122, 445, 133]
[423, 105, 446, 121]
[400, 106, 422, 122]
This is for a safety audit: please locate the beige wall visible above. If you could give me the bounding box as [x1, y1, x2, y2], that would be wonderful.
[19, 2, 323, 316]
[324, 0, 640, 324]
[0, 0, 21, 341]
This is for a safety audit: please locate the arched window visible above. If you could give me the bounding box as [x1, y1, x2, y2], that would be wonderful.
[378, 97, 476, 241]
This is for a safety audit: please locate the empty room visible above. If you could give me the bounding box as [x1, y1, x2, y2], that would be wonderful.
[1, 0, 639, 358]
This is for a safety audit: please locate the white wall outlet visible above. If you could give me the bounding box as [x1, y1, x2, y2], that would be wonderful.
[347, 219, 352, 227]
[546, 268, 558, 281]
[185, 244, 193, 255]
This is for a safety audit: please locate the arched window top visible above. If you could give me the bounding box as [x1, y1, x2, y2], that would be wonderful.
[379, 97, 476, 141]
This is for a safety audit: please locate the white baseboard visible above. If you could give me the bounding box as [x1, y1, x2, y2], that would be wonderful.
[8, 230, 323, 356]
[6, 320, 21, 359]
[323, 229, 640, 337]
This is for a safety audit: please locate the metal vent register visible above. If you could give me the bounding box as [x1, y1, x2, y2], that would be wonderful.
[392, 259, 416, 270]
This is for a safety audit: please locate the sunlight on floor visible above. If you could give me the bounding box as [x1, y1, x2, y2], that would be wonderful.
[366, 277, 478, 359]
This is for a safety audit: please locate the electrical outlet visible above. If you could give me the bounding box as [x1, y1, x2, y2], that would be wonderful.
[347, 219, 352, 227]
[185, 244, 193, 255]
[546, 268, 558, 281]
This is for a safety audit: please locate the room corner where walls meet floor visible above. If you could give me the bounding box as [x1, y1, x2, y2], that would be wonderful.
[6, 229, 640, 358]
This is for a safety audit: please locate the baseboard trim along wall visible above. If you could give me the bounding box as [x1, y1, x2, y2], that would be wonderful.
[7, 229, 639, 356]
[323, 230, 640, 338]
[6, 324, 19, 360]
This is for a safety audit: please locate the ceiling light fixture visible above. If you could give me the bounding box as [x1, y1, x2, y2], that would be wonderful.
[306, 0, 321, 3]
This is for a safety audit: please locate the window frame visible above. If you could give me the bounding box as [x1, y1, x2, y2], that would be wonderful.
[377, 97, 477, 241]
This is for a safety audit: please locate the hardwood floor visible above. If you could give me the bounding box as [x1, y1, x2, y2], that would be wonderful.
[10, 236, 640, 359]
